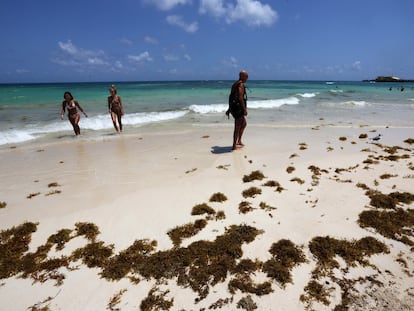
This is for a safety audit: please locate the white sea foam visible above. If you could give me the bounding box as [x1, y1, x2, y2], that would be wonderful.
[0, 111, 188, 145]
[248, 97, 300, 109]
[321, 100, 368, 108]
[189, 104, 227, 114]
[296, 93, 317, 98]
[0, 130, 37, 145]
[189, 97, 300, 114]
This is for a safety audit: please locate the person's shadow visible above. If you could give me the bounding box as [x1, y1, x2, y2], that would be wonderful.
[211, 146, 233, 154]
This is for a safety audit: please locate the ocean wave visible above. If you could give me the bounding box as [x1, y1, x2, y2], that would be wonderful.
[188, 97, 300, 114]
[189, 104, 227, 114]
[0, 110, 188, 145]
[296, 93, 317, 98]
[248, 97, 300, 109]
[320, 100, 368, 108]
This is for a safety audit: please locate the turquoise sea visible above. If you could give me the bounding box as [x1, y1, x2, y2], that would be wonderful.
[1, 80, 413, 146]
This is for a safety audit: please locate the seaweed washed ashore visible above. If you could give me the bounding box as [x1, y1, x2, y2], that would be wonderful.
[1, 129, 414, 310]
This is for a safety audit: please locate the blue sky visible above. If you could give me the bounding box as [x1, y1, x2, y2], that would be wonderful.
[1, 0, 413, 83]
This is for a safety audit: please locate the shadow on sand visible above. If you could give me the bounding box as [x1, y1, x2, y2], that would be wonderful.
[211, 146, 233, 154]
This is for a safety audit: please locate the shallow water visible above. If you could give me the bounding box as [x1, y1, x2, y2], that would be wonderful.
[1, 80, 413, 146]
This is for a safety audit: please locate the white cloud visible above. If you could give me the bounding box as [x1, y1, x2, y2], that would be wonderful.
[184, 54, 191, 61]
[352, 61, 362, 71]
[222, 56, 238, 68]
[143, 0, 191, 11]
[199, 0, 226, 17]
[88, 57, 108, 66]
[58, 40, 78, 55]
[120, 37, 133, 45]
[128, 51, 153, 63]
[114, 61, 123, 69]
[144, 36, 159, 44]
[227, 0, 278, 27]
[164, 54, 179, 61]
[16, 68, 29, 74]
[54, 40, 107, 67]
[166, 15, 199, 33]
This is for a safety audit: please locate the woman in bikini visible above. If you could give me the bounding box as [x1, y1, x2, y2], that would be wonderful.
[61, 91, 88, 135]
[108, 85, 124, 132]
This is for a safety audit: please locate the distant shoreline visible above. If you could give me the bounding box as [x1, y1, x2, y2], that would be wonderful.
[363, 76, 414, 83]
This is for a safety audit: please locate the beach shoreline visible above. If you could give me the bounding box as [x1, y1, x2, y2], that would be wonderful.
[1, 123, 414, 310]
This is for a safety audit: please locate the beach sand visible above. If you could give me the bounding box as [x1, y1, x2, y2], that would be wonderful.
[1, 123, 414, 310]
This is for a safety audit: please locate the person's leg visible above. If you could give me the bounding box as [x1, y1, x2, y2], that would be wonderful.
[237, 117, 247, 146]
[117, 112, 123, 132]
[111, 112, 119, 132]
[74, 114, 81, 135]
[233, 118, 242, 150]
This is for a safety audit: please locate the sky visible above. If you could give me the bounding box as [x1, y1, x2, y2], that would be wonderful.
[1, 0, 413, 83]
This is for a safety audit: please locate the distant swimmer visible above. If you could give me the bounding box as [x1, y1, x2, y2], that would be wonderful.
[61, 91, 87, 135]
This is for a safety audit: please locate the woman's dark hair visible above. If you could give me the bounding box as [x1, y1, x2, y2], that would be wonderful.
[64, 91, 74, 100]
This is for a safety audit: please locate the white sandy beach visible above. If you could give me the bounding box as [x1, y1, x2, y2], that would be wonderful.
[1, 123, 414, 310]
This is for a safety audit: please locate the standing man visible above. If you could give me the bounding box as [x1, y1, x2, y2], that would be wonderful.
[226, 70, 248, 150]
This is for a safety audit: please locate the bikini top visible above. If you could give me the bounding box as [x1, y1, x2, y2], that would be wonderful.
[109, 96, 121, 108]
[63, 100, 77, 113]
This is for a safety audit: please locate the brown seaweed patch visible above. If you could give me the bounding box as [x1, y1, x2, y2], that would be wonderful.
[101, 239, 157, 281]
[215, 210, 226, 220]
[290, 177, 305, 185]
[74, 222, 100, 241]
[366, 190, 414, 209]
[72, 241, 114, 268]
[300, 280, 331, 306]
[259, 202, 277, 212]
[359, 133, 368, 139]
[47, 182, 60, 188]
[0, 221, 38, 279]
[263, 239, 307, 286]
[216, 164, 230, 170]
[299, 143, 308, 150]
[27, 192, 41, 199]
[45, 190, 61, 196]
[242, 187, 262, 198]
[339, 136, 347, 141]
[137, 225, 263, 299]
[239, 201, 255, 214]
[289, 153, 299, 159]
[262, 180, 285, 192]
[209, 297, 233, 309]
[379, 173, 398, 179]
[191, 203, 215, 216]
[0, 201, 7, 209]
[233, 259, 260, 275]
[262, 180, 279, 187]
[107, 289, 127, 311]
[167, 219, 208, 247]
[404, 138, 414, 145]
[185, 168, 197, 174]
[237, 295, 257, 310]
[140, 287, 174, 311]
[209, 192, 228, 203]
[27, 296, 54, 311]
[308, 236, 389, 277]
[286, 166, 295, 174]
[47, 229, 73, 251]
[228, 275, 273, 296]
[243, 170, 265, 183]
[358, 208, 414, 246]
